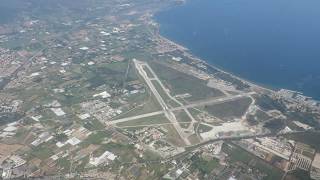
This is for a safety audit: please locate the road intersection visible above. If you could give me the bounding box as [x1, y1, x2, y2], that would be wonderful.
[111, 59, 256, 146]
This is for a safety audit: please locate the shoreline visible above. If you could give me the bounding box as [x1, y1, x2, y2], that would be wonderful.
[152, 21, 276, 95]
[154, 29, 320, 103]
[151, 5, 319, 101]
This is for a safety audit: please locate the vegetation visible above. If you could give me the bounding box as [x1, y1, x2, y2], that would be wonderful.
[116, 114, 169, 127]
[191, 154, 219, 174]
[254, 94, 285, 112]
[198, 123, 213, 133]
[83, 131, 112, 145]
[100, 142, 137, 163]
[223, 143, 283, 180]
[174, 110, 192, 128]
[163, 124, 185, 147]
[149, 61, 224, 101]
[215, 72, 250, 90]
[152, 80, 180, 108]
[83, 119, 105, 131]
[54, 133, 68, 142]
[30, 145, 54, 160]
[115, 94, 162, 119]
[284, 132, 320, 150]
[263, 118, 286, 133]
[203, 97, 252, 120]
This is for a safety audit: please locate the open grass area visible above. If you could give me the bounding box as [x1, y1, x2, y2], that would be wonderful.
[149, 61, 224, 101]
[116, 114, 169, 127]
[125, 91, 149, 104]
[144, 160, 171, 178]
[188, 108, 202, 118]
[223, 143, 283, 180]
[152, 80, 180, 108]
[143, 66, 154, 78]
[255, 109, 272, 122]
[82, 131, 112, 146]
[198, 123, 213, 133]
[287, 169, 313, 180]
[75, 156, 89, 172]
[98, 142, 138, 163]
[247, 109, 271, 126]
[56, 157, 71, 173]
[254, 94, 285, 112]
[174, 110, 192, 128]
[174, 110, 192, 123]
[162, 124, 185, 147]
[188, 134, 201, 144]
[114, 95, 162, 120]
[203, 97, 252, 120]
[191, 155, 219, 174]
[29, 145, 54, 160]
[82, 119, 105, 131]
[283, 132, 320, 150]
[142, 150, 162, 161]
[84, 60, 137, 88]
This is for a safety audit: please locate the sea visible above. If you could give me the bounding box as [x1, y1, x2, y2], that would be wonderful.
[155, 0, 320, 100]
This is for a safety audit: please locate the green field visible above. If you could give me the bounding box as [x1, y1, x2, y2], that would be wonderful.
[143, 66, 154, 78]
[188, 134, 201, 144]
[82, 131, 112, 146]
[203, 97, 252, 120]
[84, 60, 137, 88]
[223, 143, 283, 180]
[162, 124, 186, 147]
[98, 142, 138, 163]
[174, 110, 192, 128]
[114, 94, 162, 119]
[82, 119, 105, 131]
[29, 144, 54, 160]
[149, 61, 224, 101]
[152, 80, 181, 108]
[198, 123, 213, 133]
[283, 132, 320, 150]
[191, 154, 219, 174]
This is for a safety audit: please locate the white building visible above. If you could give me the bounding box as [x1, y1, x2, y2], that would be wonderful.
[93, 91, 111, 99]
[311, 153, 320, 180]
[89, 150, 117, 166]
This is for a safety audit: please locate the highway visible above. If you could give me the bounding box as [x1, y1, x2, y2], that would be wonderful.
[165, 130, 320, 163]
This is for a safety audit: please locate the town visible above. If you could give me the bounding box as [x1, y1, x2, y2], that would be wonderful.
[0, 0, 319, 179]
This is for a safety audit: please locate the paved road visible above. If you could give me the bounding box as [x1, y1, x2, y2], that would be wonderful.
[110, 111, 164, 124]
[113, 60, 255, 146]
[0, 48, 46, 90]
[172, 92, 254, 111]
[166, 130, 320, 162]
[112, 92, 252, 124]
[144, 63, 197, 132]
[133, 59, 191, 145]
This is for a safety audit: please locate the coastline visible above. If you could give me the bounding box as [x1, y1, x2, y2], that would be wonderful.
[162, 33, 274, 93]
[154, 26, 320, 104]
[150, 16, 276, 95]
[150, 2, 320, 101]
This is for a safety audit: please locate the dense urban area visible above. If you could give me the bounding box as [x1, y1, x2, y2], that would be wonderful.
[0, 0, 320, 179]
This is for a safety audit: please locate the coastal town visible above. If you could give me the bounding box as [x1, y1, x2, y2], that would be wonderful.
[0, 0, 320, 179]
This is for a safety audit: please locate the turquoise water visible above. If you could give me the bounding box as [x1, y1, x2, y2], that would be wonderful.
[156, 0, 320, 100]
